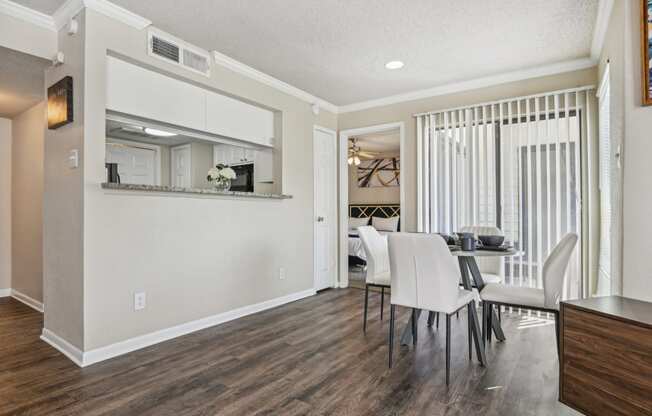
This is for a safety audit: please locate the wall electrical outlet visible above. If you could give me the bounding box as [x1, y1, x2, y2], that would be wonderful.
[279, 267, 286, 280]
[134, 292, 146, 311]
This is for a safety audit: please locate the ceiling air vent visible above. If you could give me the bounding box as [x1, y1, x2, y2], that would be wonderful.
[183, 49, 210, 75]
[151, 36, 180, 63]
[148, 29, 211, 77]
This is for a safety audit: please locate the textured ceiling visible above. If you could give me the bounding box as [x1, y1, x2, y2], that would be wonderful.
[11, 0, 62, 15]
[0, 46, 48, 118]
[354, 130, 400, 154]
[12, 0, 599, 106]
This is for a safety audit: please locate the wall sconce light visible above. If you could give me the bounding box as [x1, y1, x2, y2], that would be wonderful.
[47, 76, 73, 129]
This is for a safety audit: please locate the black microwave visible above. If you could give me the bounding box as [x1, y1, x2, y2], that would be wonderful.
[231, 163, 254, 192]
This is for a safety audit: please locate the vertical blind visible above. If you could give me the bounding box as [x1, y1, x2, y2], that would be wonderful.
[416, 86, 595, 299]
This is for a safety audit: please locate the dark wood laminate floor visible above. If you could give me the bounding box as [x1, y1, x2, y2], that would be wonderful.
[0, 290, 581, 416]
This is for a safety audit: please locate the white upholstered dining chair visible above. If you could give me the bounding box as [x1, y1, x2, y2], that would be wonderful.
[480, 233, 578, 356]
[459, 225, 505, 285]
[387, 232, 479, 385]
[358, 226, 391, 332]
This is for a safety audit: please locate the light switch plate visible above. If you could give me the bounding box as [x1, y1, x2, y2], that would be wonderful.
[68, 149, 79, 169]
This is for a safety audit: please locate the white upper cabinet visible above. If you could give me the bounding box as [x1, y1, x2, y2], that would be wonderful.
[106, 57, 275, 148]
[254, 148, 274, 183]
[106, 56, 206, 131]
[206, 92, 274, 147]
[213, 144, 257, 166]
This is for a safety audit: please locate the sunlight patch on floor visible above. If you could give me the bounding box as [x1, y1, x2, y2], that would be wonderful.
[517, 315, 555, 330]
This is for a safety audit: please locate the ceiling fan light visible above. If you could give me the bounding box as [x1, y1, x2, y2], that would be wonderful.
[354, 156, 361, 166]
[347, 157, 354, 165]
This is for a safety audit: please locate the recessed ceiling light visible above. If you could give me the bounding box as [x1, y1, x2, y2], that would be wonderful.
[385, 60, 404, 70]
[144, 127, 177, 137]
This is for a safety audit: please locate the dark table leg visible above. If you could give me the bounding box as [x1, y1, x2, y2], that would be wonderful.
[462, 257, 506, 342]
[458, 258, 487, 366]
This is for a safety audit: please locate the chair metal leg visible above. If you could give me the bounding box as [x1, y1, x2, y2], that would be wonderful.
[482, 302, 487, 348]
[389, 305, 396, 368]
[380, 286, 385, 321]
[467, 304, 472, 361]
[554, 311, 560, 358]
[411, 309, 418, 346]
[487, 303, 493, 343]
[498, 306, 502, 322]
[456, 311, 459, 319]
[436, 312, 439, 329]
[446, 313, 451, 385]
[363, 285, 369, 333]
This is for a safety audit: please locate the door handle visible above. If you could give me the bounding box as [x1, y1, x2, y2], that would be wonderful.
[316, 216, 325, 222]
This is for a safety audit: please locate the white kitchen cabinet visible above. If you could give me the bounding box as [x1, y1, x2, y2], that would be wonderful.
[107, 56, 275, 148]
[106, 56, 206, 131]
[213, 144, 256, 166]
[206, 91, 274, 147]
[213, 145, 273, 183]
[254, 148, 274, 183]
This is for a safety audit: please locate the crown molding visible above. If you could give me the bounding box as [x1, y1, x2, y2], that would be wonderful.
[338, 57, 598, 114]
[51, 0, 150, 31]
[0, 0, 55, 30]
[83, 0, 150, 30]
[0, 0, 151, 33]
[51, 0, 83, 30]
[212, 50, 339, 114]
[591, 0, 614, 59]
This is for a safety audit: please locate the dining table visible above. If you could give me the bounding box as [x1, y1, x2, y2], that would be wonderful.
[398, 245, 520, 367]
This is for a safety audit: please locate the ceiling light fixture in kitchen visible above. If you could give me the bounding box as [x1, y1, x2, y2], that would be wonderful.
[144, 127, 177, 137]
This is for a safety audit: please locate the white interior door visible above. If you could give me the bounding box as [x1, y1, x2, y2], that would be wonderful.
[314, 126, 337, 291]
[106, 142, 157, 185]
[171, 144, 192, 188]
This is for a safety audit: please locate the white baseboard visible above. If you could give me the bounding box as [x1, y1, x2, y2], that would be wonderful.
[11, 289, 44, 313]
[0, 288, 11, 297]
[44, 288, 316, 367]
[40, 328, 84, 366]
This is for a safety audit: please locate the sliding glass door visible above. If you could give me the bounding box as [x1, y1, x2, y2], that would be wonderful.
[417, 88, 593, 299]
[500, 102, 581, 297]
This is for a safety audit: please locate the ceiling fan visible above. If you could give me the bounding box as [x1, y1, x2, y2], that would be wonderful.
[348, 138, 379, 166]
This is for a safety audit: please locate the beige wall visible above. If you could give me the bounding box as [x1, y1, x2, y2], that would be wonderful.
[11, 102, 45, 302]
[43, 12, 86, 349]
[348, 156, 400, 205]
[338, 68, 597, 233]
[81, 9, 336, 350]
[618, 0, 652, 302]
[0, 118, 10, 292]
[190, 141, 214, 189]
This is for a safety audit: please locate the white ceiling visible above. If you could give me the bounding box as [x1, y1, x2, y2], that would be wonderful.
[11, 0, 62, 15]
[353, 129, 400, 154]
[12, 0, 599, 106]
[0, 46, 48, 118]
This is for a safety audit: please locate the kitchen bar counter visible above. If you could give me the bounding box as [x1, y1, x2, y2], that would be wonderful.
[101, 183, 292, 200]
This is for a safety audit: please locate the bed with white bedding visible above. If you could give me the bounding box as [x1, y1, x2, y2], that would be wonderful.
[348, 204, 400, 265]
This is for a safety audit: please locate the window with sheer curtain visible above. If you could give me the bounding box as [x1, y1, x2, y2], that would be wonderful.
[416, 87, 595, 299]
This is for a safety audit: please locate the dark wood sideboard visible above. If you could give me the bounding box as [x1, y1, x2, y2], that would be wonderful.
[560, 296, 652, 416]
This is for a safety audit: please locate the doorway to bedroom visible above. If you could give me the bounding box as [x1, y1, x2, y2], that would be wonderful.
[338, 123, 405, 289]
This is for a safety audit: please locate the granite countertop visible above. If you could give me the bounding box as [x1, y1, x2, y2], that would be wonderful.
[101, 183, 292, 200]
